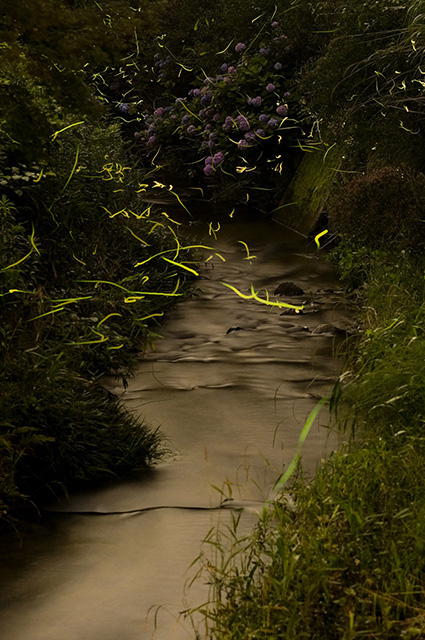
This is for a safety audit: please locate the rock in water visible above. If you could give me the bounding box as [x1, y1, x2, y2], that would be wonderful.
[226, 326, 243, 334]
[274, 281, 305, 296]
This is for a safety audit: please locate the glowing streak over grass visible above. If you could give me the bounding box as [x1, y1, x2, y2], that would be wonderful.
[51, 296, 92, 303]
[148, 221, 165, 233]
[160, 211, 182, 225]
[5, 289, 35, 295]
[66, 329, 108, 346]
[62, 145, 80, 192]
[169, 189, 192, 217]
[162, 257, 199, 276]
[125, 226, 149, 245]
[97, 312, 122, 328]
[73, 254, 86, 266]
[151, 145, 162, 164]
[137, 312, 164, 322]
[188, 186, 204, 197]
[2, 247, 34, 271]
[179, 100, 203, 122]
[315, 229, 329, 249]
[29, 224, 40, 255]
[215, 40, 234, 55]
[27, 307, 65, 322]
[79, 279, 184, 297]
[221, 282, 303, 311]
[273, 398, 328, 493]
[51, 121, 84, 142]
[33, 169, 44, 183]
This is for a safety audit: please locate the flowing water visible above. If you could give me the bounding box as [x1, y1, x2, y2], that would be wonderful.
[0, 214, 349, 639]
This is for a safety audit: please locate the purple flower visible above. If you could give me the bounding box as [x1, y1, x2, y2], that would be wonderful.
[216, 75, 224, 82]
[205, 123, 213, 132]
[268, 118, 278, 128]
[235, 42, 247, 53]
[284, 91, 291, 98]
[201, 91, 212, 105]
[205, 156, 213, 165]
[255, 128, 266, 138]
[236, 115, 250, 131]
[224, 76, 232, 84]
[208, 140, 216, 149]
[203, 164, 215, 176]
[134, 131, 142, 139]
[213, 151, 224, 165]
[154, 107, 165, 117]
[221, 63, 228, 72]
[222, 116, 234, 132]
[237, 139, 249, 150]
[147, 135, 156, 146]
[118, 103, 130, 113]
[187, 125, 197, 135]
[271, 21, 279, 28]
[248, 96, 262, 107]
[276, 104, 288, 117]
[244, 131, 256, 142]
[203, 77, 213, 84]
[259, 114, 268, 122]
[259, 47, 271, 56]
[181, 115, 190, 124]
[266, 83, 276, 92]
[213, 113, 221, 122]
[274, 62, 283, 71]
[228, 66, 236, 74]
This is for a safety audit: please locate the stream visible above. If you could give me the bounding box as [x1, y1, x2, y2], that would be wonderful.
[0, 213, 348, 639]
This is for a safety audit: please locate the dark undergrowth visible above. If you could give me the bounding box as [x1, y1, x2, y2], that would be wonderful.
[0, 1, 198, 527]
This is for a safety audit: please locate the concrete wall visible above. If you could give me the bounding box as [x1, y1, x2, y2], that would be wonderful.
[272, 145, 342, 237]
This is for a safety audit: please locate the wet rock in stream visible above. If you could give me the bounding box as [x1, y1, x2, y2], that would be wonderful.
[274, 281, 305, 296]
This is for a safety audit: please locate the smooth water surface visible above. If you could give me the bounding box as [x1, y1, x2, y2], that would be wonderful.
[0, 216, 349, 639]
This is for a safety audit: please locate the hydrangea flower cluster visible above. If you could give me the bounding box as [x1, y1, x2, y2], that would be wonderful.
[136, 18, 294, 183]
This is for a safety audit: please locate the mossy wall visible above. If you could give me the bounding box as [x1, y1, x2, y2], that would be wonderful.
[273, 145, 342, 236]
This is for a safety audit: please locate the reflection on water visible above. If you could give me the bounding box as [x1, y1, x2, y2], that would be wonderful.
[0, 217, 347, 639]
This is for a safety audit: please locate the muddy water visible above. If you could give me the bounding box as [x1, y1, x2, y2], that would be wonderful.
[0, 217, 347, 640]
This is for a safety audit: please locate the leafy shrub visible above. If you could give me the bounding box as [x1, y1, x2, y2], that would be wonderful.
[329, 167, 425, 252]
[133, 14, 301, 203]
[0, 355, 165, 519]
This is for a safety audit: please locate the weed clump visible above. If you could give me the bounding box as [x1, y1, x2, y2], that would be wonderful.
[329, 167, 425, 253]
